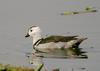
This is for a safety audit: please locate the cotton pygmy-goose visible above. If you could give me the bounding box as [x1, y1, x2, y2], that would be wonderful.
[25, 26, 87, 57]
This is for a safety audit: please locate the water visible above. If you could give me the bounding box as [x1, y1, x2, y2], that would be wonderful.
[0, 0, 100, 71]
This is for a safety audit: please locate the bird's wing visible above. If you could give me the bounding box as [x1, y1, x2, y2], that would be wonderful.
[39, 35, 78, 44]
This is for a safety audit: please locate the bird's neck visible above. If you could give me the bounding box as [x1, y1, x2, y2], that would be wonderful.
[32, 33, 42, 45]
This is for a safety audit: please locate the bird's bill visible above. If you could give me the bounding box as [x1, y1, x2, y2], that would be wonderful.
[25, 33, 30, 38]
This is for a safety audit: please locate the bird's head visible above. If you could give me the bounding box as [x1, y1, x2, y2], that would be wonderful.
[25, 26, 41, 38]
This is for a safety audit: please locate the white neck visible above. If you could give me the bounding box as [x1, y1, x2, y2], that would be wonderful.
[32, 33, 42, 45]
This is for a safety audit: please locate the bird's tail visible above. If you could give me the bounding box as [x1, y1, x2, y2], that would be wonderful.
[72, 37, 88, 48]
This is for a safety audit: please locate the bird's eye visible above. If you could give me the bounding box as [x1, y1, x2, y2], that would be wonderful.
[30, 30, 32, 32]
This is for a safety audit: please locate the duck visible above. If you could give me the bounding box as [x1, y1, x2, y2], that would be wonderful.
[25, 26, 87, 58]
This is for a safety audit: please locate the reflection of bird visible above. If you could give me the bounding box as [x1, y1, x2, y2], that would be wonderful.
[25, 26, 87, 58]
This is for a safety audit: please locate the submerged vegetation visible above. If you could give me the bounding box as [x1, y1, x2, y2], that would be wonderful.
[0, 64, 60, 71]
[60, 6, 97, 15]
[0, 64, 34, 71]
